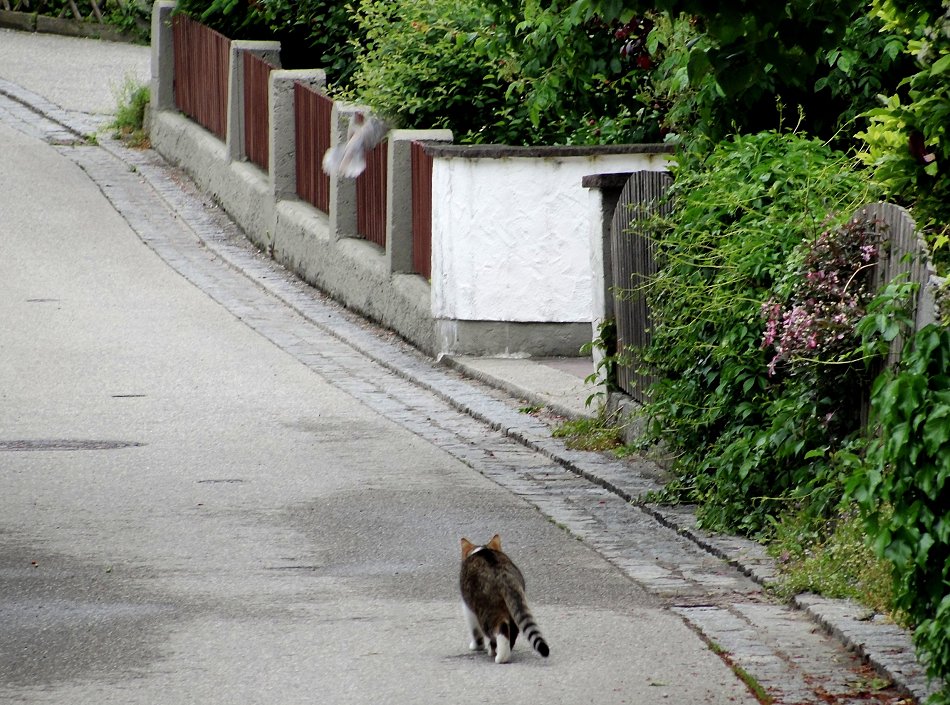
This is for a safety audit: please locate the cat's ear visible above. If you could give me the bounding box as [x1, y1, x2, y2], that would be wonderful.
[461, 537, 476, 558]
[487, 534, 502, 551]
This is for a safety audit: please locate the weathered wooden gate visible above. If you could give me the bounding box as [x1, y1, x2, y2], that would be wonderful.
[610, 171, 673, 403]
[859, 202, 942, 367]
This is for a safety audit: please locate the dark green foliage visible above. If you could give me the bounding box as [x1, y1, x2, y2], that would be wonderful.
[857, 0, 950, 260]
[486, 4, 660, 144]
[173, 0, 360, 82]
[102, 1, 152, 42]
[640, 132, 877, 534]
[585, 0, 885, 141]
[174, 0, 260, 37]
[848, 325, 950, 704]
[813, 12, 911, 135]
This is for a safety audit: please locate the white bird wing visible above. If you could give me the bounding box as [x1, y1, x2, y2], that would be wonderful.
[321, 115, 388, 178]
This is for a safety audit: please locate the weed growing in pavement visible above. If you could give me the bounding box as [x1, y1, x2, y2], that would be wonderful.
[112, 77, 150, 148]
[767, 505, 899, 619]
[553, 411, 624, 453]
[707, 639, 773, 704]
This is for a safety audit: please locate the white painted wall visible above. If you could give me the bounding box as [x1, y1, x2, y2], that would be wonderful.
[431, 152, 669, 323]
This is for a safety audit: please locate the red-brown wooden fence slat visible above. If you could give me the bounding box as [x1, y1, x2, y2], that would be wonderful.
[293, 82, 331, 213]
[356, 140, 388, 248]
[172, 14, 229, 140]
[243, 52, 275, 171]
[410, 141, 433, 279]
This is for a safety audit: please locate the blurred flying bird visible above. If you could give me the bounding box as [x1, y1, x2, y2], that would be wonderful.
[322, 111, 388, 178]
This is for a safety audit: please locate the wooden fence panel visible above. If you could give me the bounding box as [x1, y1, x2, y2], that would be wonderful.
[859, 202, 938, 366]
[410, 141, 433, 279]
[610, 171, 673, 402]
[173, 14, 229, 140]
[243, 52, 275, 172]
[293, 82, 332, 214]
[356, 140, 388, 248]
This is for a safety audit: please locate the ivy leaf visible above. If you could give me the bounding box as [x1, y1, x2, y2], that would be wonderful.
[930, 53, 950, 76]
[916, 532, 936, 569]
[923, 405, 950, 456]
[686, 48, 713, 86]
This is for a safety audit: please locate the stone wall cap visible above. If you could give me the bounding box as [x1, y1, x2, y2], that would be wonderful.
[422, 142, 674, 159]
[581, 173, 638, 190]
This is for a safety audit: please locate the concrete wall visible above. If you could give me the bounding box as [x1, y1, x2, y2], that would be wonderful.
[149, 108, 439, 354]
[430, 147, 669, 323]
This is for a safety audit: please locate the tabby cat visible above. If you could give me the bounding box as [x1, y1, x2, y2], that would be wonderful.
[459, 534, 550, 663]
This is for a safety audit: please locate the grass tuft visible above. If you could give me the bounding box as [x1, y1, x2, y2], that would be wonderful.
[112, 77, 150, 148]
[553, 411, 624, 453]
[767, 505, 899, 619]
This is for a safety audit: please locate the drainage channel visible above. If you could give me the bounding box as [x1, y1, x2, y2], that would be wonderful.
[0, 440, 145, 451]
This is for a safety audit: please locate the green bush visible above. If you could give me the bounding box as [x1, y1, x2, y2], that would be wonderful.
[848, 325, 950, 704]
[346, 0, 660, 145]
[344, 0, 523, 142]
[174, 0, 256, 37]
[857, 0, 950, 263]
[640, 131, 878, 535]
[484, 3, 660, 144]
[101, 1, 152, 43]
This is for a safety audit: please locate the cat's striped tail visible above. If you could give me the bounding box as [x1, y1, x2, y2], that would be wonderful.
[504, 584, 550, 657]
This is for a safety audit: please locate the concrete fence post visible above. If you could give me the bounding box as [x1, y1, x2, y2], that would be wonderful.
[149, 1, 176, 114]
[385, 129, 452, 274]
[226, 40, 281, 163]
[269, 69, 326, 202]
[328, 103, 366, 241]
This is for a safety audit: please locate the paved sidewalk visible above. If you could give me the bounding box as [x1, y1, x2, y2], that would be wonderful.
[0, 27, 941, 704]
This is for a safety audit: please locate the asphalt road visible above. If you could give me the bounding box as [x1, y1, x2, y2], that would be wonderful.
[0, 29, 755, 705]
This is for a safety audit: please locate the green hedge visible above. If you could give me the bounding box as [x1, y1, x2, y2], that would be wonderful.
[850, 325, 950, 705]
[640, 131, 878, 535]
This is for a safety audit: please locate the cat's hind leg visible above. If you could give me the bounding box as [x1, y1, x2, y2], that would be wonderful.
[494, 623, 512, 664]
[462, 602, 485, 652]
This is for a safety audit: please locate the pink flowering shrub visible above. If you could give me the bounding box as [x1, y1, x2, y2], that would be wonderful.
[762, 218, 881, 377]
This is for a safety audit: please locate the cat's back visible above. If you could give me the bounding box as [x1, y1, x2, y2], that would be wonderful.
[460, 546, 525, 600]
